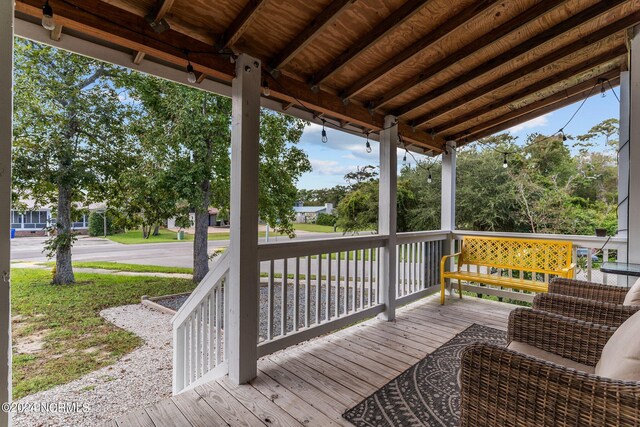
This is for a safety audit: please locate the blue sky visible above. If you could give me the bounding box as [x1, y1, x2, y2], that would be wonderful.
[295, 89, 621, 189]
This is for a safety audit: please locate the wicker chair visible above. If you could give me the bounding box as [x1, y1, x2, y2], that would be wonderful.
[548, 277, 629, 304]
[532, 292, 639, 327]
[459, 309, 640, 427]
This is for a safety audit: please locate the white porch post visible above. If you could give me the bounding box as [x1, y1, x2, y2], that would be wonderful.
[227, 54, 260, 384]
[628, 28, 640, 268]
[441, 142, 456, 295]
[618, 68, 630, 286]
[0, 0, 13, 424]
[378, 115, 397, 321]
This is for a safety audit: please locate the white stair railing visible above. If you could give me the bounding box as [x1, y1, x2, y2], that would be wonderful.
[172, 250, 229, 394]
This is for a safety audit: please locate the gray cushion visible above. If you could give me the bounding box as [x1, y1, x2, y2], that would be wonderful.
[507, 341, 594, 373]
[595, 310, 640, 381]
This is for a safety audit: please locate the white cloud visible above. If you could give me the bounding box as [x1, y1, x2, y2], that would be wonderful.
[507, 113, 550, 133]
[309, 159, 355, 176]
[305, 123, 324, 134]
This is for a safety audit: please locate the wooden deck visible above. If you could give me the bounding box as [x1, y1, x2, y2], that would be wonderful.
[110, 295, 515, 427]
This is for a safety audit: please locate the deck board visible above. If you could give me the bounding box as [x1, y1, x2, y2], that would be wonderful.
[112, 295, 515, 426]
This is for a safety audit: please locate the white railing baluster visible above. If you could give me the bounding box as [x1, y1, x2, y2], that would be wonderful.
[352, 250, 357, 312]
[293, 257, 300, 332]
[368, 248, 373, 307]
[336, 252, 341, 318]
[268, 259, 275, 340]
[316, 254, 322, 325]
[305, 256, 311, 328]
[360, 249, 365, 310]
[215, 287, 222, 365]
[603, 249, 609, 284]
[281, 259, 288, 336]
[345, 251, 350, 314]
[325, 254, 331, 321]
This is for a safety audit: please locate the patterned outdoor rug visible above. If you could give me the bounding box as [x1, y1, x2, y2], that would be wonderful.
[343, 324, 506, 427]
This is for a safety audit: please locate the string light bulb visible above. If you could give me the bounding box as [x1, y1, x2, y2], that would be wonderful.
[600, 80, 606, 98]
[321, 119, 328, 143]
[365, 132, 372, 153]
[427, 169, 432, 184]
[503, 153, 508, 168]
[42, 1, 55, 30]
[262, 79, 270, 97]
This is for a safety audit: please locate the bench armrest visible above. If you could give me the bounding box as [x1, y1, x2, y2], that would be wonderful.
[549, 277, 628, 304]
[440, 251, 461, 273]
[460, 342, 640, 427]
[533, 293, 639, 328]
[560, 263, 576, 277]
[507, 308, 615, 366]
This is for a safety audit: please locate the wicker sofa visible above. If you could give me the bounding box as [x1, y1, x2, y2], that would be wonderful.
[459, 308, 640, 427]
[531, 277, 640, 327]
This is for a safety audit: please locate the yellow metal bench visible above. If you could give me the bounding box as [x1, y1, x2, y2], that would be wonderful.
[440, 236, 575, 304]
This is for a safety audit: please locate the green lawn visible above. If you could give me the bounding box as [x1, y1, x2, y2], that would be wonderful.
[292, 223, 337, 233]
[108, 228, 286, 244]
[39, 261, 193, 275]
[11, 269, 195, 399]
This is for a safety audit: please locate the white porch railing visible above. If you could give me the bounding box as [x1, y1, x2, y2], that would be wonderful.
[172, 251, 229, 394]
[172, 229, 627, 394]
[256, 234, 388, 357]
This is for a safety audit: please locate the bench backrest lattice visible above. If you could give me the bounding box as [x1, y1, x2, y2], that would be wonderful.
[459, 236, 573, 276]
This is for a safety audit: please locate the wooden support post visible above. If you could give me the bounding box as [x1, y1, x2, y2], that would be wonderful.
[378, 115, 397, 321]
[629, 27, 640, 271]
[441, 141, 456, 297]
[227, 53, 260, 384]
[618, 69, 630, 286]
[0, 0, 13, 424]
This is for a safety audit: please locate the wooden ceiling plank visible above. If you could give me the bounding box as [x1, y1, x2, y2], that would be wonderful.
[340, 0, 500, 100]
[372, 0, 566, 110]
[460, 78, 620, 143]
[269, 0, 357, 72]
[15, 0, 443, 151]
[448, 69, 621, 140]
[396, 0, 628, 121]
[218, 0, 268, 51]
[310, 0, 431, 86]
[132, 50, 146, 65]
[433, 47, 626, 134]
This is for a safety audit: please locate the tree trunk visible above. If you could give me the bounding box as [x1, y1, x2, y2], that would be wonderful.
[152, 224, 160, 236]
[53, 183, 75, 284]
[193, 185, 210, 283]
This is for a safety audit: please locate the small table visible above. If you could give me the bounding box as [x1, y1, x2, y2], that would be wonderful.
[600, 262, 640, 277]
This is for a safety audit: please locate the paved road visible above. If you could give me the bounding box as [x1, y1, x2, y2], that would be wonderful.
[10, 231, 350, 268]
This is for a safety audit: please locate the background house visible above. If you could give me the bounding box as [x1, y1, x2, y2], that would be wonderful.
[11, 199, 94, 237]
[293, 202, 333, 223]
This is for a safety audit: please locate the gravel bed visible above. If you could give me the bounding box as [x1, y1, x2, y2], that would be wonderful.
[13, 305, 173, 427]
[154, 294, 189, 311]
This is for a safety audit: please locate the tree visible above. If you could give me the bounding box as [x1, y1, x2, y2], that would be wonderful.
[126, 75, 310, 282]
[12, 40, 133, 284]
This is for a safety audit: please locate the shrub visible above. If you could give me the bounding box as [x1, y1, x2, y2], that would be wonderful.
[316, 213, 337, 226]
[88, 211, 113, 236]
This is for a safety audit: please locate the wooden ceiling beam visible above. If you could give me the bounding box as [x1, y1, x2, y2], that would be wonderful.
[310, 0, 431, 87]
[396, 0, 629, 121]
[458, 78, 620, 144]
[13, 0, 443, 152]
[149, 0, 174, 23]
[448, 70, 621, 141]
[433, 46, 626, 134]
[371, 0, 566, 111]
[340, 0, 500, 100]
[269, 0, 356, 72]
[217, 0, 268, 51]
